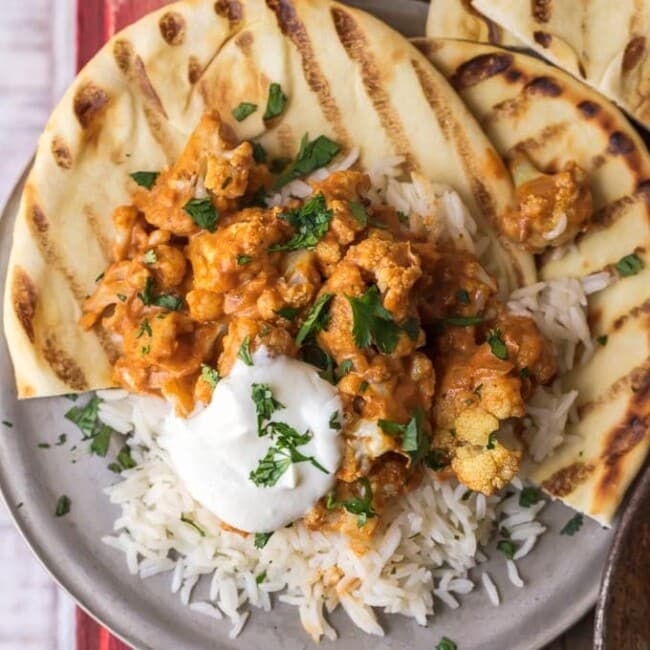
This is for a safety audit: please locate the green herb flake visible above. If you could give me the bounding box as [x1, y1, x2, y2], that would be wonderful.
[117, 445, 137, 470]
[136, 319, 152, 339]
[200, 364, 220, 389]
[56, 433, 68, 445]
[117, 293, 127, 303]
[597, 334, 608, 346]
[486, 431, 498, 450]
[108, 462, 122, 474]
[269, 158, 291, 174]
[138, 276, 154, 305]
[130, 171, 159, 190]
[377, 419, 407, 436]
[443, 315, 486, 327]
[55, 495, 71, 517]
[90, 424, 112, 457]
[143, 249, 157, 264]
[519, 366, 531, 379]
[255, 570, 267, 584]
[181, 514, 206, 537]
[435, 637, 457, 650]
[263, 83, 288, 120]
[251, 141, 267, 163]
[153, 294, 183, 311]
[347, 285, 402, 354]
[401, 408, 430, 468]
[425, 449, 449, 471]
[254, 532, 273, 549]
[238, 336, 254, 366]
[329, 411, 342, 431]
[519, 486, 541, 508]
[402, 317, 420, 342]
[349, 201, 369, 227]
[270, 193, 333, 252]
[274, 134, 341, 189]
[358, 380, 369, 394]
[232, 101, 258, 122]
[37, 443, 50, 449]
[337, 359, 353, 379]
[338, 477, 377, 528]
[560, 513, 584, 536]
[2, 420, 13, 428]
[275, 306, 299, 321]
[237, 254, 252, 266]
[140, 345, 150, 356]
[397, 211, 409, 225]
[499, 526, 511, 538]
[300, 344, 335, 384]
[496, 539, 517, 560]
[487, 328, 508, 360]
[95, 271, 105, 283]
[616, 253, 644, 277]
[462, 490, 472, 501]
[251, 383, 285, 434]
[65, 396, 100, 439]
[183, 198, 219, 232]
[296, 293, 333, 345]
[456, 289, 470, 305]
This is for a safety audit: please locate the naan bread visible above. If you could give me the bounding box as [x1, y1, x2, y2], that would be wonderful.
[3, 0, 533, 399]
[426, 0, 522, 47]
[416, 37, 650, 524]
[469, 0, 650, 130]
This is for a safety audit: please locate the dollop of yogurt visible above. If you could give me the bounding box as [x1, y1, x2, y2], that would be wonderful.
[161, 349, 343, 532]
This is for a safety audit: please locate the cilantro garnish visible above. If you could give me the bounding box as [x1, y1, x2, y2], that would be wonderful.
[232, 101, 257, 122]
[143, 249, 157, 264]
[263, 83, 287, 120]
[296, 293, 333, 344]
[153, 294, 183, 311]
[275, 306, 299, 321]
[251, 141, 267, 163]
[37, 443, 50, 449]
[378, 410, 429, 467]
[130, 171, 159, 190]
[616, 253, 644, 277]
[443, 315, 485, 327]
[397, 211, 409, 224]
[108, 462, 122, 474]
[401, 317, 420, 341]
[499, 525, 511, 538]
[596, 334, 608, 346]
[117, 445, 136, 470]
[238, 336, 254, 366]
[560, 513, 584, 536]
[236, 254, 252, 265]
[2, 420, 13, 428]
[435, 638, 457, 650]
[487, 328, 508, 360]
[270, 193, 333, 252]
[331, 477, 377, 528]
[255, 570, 267, 584]
[136, 319, 152, 339]
[183, 198, 219, 232]
[346, 285, 401, 354]
[274, 134, 341, 189]
[180, 514, 206, 537]
[251, 383, 285, 434]
[300, 344, 335, 384]
[424, 449, 449, 471]
[519, 486, 541, 508]
[65, 397, 101, 439]
[55, 495, 71, 517]
[200, 364, 220, 389]
[519, 366, 531, 379]
[95, 271, 105, 282]
[55, 434, 67, 446]
[349, 201, 369, 227]
[329, 411, 342, 431]
[337, 359, 353, 379]
[456, 289, 470, 305]
[462, 490, 472, 501]
[358, 380, 369, 393]
[254, 532, 273, 549]
[90, 424, 113, 457]
[116, 293, 127, 302]
[496, 539, 517, 559]
[138, 277, 154, 305]
[486, 431, 498, 450]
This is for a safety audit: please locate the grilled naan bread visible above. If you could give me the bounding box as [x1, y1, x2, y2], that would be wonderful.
[3, 0, 533, 399]
[464, 0, 650, 130]
[416, 37, 650, 524]
[426, 0, 522, 47]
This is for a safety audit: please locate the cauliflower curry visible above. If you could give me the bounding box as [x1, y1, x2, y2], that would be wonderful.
[83, 113, 557, 546]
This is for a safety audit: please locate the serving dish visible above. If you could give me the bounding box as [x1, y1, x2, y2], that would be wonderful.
[0, 2, 618, 649]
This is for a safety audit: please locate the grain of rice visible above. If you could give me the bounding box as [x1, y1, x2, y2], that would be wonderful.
[506, 560, 524, 588]
[189, 601, 224, 620]
[481, 572, 500, 606]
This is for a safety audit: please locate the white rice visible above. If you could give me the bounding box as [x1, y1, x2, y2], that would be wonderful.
[481, 572, 500, 606]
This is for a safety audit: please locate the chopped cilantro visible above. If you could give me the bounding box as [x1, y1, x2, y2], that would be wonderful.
[456, 289, 470, 305]
[95, 271, 105, 282]
[443, 316, 485, 327]
[2, 420, 13, 428]
[275, 306, 299, 321]
[180, 514, 206, 537]
[143, 249, 157, 264]
[138, 277, 154, 305]
[238, 336, 254, 366]
[200, 364, 220, 388]
[296, 293, 333, 344]
[232, 101, 257, 122]
[487, 328, 508, 360]
[338, 477, 377, 528]
[108, 462, 122, 474]
[337, 359, 353, 379]
[329, 411, 342, 431]
[425, 449, 449, 471]
[136, 319, 152, 339]
[140, 345, 150, 356]
[397, 210, 409, 225]
[130, 171, 159, 190]
[486, 431, 498, 450]
[55, 434, 67, 446]
[519, 366, 530, 379]
[349, 201, 369, 227]
[90, 424, 112, 457]
[153, 294, 183, 311]
[37, 443, 50, 449]
[117, 445, 136, 470]
[358, 380, 369, 393]
[183, 198, 219, 232]
[616, 253, 644, 277]
[401, 409, 429, 467]
[65, 397, 100, 439]
[254, 532, 273, 549]
[270, 193, 333, 252]
[300, 344, 335, 384]
[560, 513, 584, 536]
[55, 495, 71, 517]
[251, 383, 285, 434]
[256, 570, 267, 584]
[462, 490, 472, 501]
[377, 419, 407, 436]
[269, 158, 291, 174]
[236, 254, 252, 265]
[347, 285, 401, 354]
[401, 317, 420, 342]
[597, 334, 608, 346]
[496, 539, 517, 559]
[519, 486, 541, 507]
[435, 637, 457, 650]
[251, 141, 267, 163]
[499, 525, 511, 538]
[274, 134, 341, 188]
[117, 293, 127, 302]
[263, 83, 287, 120]
[63, 394, 78, 401]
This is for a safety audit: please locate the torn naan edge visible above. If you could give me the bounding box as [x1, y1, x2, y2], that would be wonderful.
[470, 0, 650, 131]
[3, 0, 534, 400]
[426, 0, 522, 47]
[416, 38, 650, 524]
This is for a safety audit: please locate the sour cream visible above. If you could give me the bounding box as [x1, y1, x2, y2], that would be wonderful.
[161, 349, 343, 533]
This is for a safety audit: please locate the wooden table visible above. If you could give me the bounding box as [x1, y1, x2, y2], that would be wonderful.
[0, 1, 595, 647]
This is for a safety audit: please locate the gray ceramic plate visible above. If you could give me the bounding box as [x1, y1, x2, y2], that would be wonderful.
[0, 2, 615, 649]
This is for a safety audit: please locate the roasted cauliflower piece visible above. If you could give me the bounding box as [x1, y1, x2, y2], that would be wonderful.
[455, 407, 499, 446]
[502, 156, 592, 253]
[451, 442, 521, 495]
[205, 141, 254, 199]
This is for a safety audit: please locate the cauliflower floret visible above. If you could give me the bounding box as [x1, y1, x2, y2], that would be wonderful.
[478, 377, 526, 421]
[455, 407, 499, 446]
[452, 442, 521, 495]
[205, 141, 254, 199]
